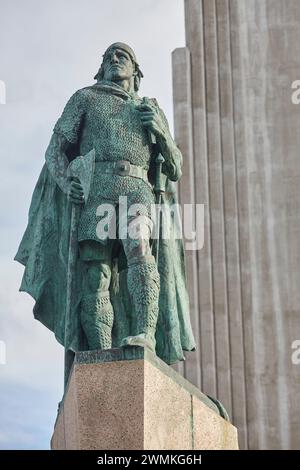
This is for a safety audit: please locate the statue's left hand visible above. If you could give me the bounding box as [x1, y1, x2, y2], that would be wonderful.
[67, 177, 85, 205]
[136, 102, 168, 140]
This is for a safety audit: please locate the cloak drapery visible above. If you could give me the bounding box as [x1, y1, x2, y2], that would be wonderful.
[15, 162, 196, 364]
[15, 80, 196, 364]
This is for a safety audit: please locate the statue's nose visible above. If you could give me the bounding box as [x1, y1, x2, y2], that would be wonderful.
[111, 53, 119, 64]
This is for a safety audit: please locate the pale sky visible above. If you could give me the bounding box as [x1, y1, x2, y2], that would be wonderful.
[0, 0, 185, 449]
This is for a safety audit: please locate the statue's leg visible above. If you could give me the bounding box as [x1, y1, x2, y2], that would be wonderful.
[79, 240, 114, 350]
[120, 215, 160, 352]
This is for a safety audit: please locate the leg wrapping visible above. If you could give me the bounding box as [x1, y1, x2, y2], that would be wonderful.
[81, 291, 114, 350]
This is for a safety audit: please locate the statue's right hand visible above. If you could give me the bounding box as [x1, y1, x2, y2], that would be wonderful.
[67, 177, 85, 204]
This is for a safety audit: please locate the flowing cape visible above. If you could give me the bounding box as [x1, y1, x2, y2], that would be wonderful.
[15, 158, 195, 364]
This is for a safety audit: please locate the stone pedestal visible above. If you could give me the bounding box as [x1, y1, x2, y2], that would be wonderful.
[51, 347, 238, 450]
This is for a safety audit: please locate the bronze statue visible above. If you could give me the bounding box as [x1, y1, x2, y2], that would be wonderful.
[15, 43, 195, 382]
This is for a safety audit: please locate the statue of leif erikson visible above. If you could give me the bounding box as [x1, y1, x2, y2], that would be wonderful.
[15, 43, 196, 384]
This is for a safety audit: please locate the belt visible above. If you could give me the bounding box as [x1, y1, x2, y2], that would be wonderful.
[95, 160, 149, 182]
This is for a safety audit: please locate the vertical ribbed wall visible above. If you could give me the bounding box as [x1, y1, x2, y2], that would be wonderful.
[172, 0, 300, 450]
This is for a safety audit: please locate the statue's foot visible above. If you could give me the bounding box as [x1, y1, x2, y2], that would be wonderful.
[120, 333, 156, 353]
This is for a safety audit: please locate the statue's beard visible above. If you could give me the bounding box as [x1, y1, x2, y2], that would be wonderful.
[111, 73, 131, 82]
[104, 67, 132, 82]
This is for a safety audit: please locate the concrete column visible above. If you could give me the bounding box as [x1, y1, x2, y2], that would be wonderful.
[173, 0, 300, 450]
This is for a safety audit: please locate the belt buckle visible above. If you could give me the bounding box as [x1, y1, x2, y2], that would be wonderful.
[115, 160, 131, 176]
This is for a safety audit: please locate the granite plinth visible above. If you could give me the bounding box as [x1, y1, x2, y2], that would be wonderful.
[51, 347, 238, 450]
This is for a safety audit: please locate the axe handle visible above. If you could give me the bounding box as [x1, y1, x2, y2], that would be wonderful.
[64, 203, 79, 389]
[63, 149, 95, 389]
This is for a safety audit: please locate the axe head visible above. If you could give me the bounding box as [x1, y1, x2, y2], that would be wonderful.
[67, 149, 95, 203]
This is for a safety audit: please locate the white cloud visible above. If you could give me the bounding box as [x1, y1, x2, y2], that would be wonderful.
[0, 259, 64, 394]
[0, 430, 34, 447]
[0, 0, 185, 449]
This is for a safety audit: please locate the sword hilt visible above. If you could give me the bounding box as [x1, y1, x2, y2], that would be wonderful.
[155, 153, 165, 200]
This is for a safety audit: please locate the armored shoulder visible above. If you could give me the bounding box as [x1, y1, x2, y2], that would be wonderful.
[149, 98, 170, 129]
[53, 89, 88, 144]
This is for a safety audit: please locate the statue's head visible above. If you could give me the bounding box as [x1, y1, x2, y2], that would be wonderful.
[94, 42, 143, 91]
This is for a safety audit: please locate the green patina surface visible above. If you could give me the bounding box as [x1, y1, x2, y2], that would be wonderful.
[15, 43, 196, 367]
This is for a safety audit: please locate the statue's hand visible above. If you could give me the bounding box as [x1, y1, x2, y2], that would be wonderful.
[67, 177, 85, 205]
[136, 101, 168, 140]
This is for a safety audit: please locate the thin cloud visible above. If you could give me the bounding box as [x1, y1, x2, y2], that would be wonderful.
[0, 0, 184, 449]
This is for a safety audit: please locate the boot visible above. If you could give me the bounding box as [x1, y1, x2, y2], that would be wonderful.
[80, 290, 114, 350]
[121, 257, 160, 352]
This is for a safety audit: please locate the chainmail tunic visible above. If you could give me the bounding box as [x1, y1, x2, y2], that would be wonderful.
[53, 82, 156, 242]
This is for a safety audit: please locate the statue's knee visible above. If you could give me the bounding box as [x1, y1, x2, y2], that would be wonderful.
[123, 218, 153, 261]
[127, 216, 152, 241]
[84, 262, 111, 292]
[123, 237, 152, 262]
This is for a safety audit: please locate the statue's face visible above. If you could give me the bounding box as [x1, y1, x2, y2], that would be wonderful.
[102, 48, 135, 82]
